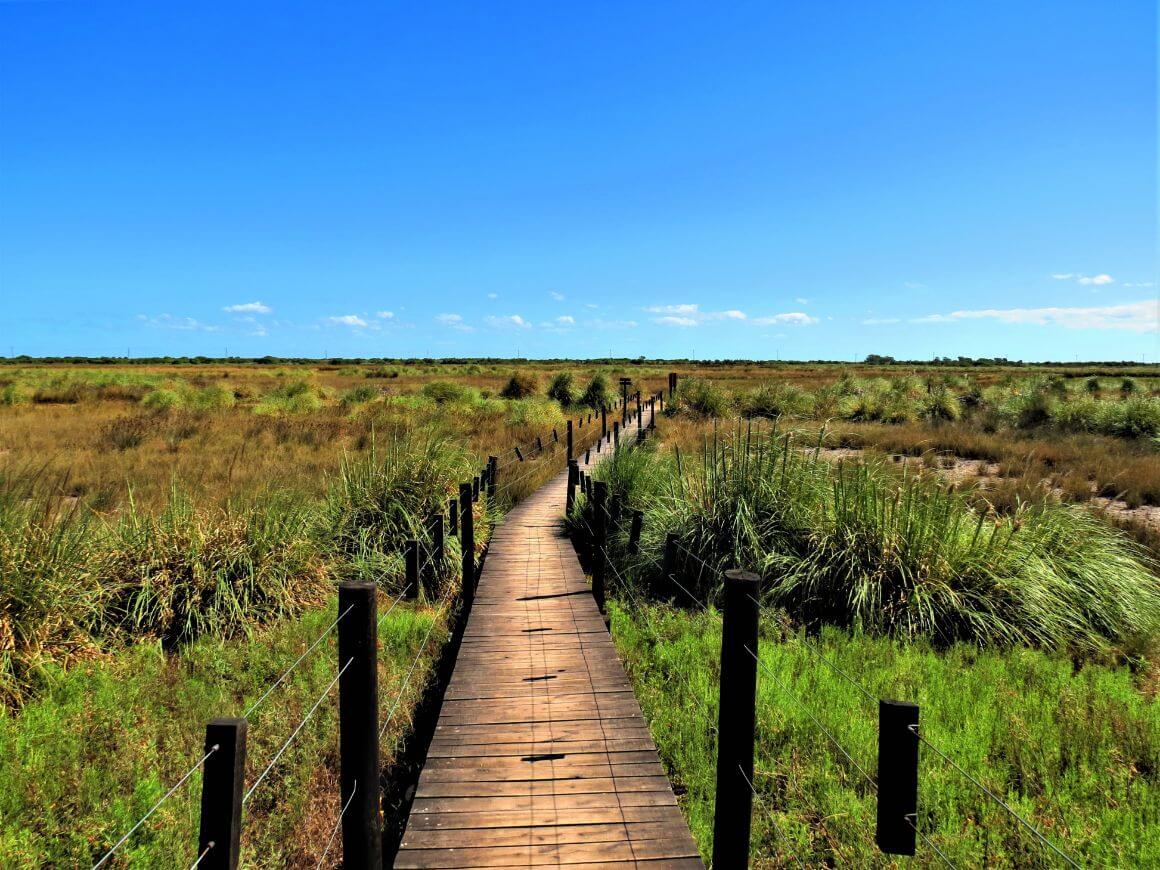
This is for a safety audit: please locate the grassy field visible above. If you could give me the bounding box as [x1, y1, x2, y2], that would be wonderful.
[1, 359, 1157, 865]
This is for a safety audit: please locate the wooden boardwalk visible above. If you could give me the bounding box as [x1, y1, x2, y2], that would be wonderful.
[395, 447, 703, 868]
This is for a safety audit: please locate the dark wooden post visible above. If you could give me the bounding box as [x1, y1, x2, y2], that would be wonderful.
[566, 419, 573, 460]
[566, 459, 578, 515]
[197, 718, 246, 870]
[487, 456, 497, 501]
[536, 435, 543, 453]
[426, 514, 444, 598]
[712, 569, 760, 870]
[613, 421, 620, 449]
[876, 700, 919, 855]
[591, 481, 607, 613]
[601, 406, 607, 439]
[449, 497, 458, 536]
[515, 446, 524, 462]
[668, 372, 678, 399]
[628, 509, 643, 555]
[585, 448, 591, 464]
[472, 475, 480, 502]
[405, 539, 419, 600]
[459, 482, 475, 602]
[337, 582, 382, 867]
[660, 532, 678, 598]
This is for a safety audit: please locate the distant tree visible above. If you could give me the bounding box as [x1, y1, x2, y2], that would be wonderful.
[864, 354, 895, 365]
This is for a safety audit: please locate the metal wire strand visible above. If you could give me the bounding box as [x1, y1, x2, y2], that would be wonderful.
[315, 780, 358, 869]
[905, 815, 958, 869]
[379, 596, 452, 738]
[737, 763, 805, 869]
[909, 724, 1079, 868]
[243, 603, 355, 720]
[189, 840, 214, 869]
[743, 643, 878, 793]
[91, 744, 219, 869]
[376, 583, 414, 630]
[244, 658, 354, 804]
[746, 594, 876, 707]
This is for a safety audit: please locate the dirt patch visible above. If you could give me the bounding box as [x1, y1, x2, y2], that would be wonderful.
[1092, 498, 1160, 534]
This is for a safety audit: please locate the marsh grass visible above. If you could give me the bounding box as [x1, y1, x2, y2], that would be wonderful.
[584, 423, 1160, 657]
[610, 602, 1159, 867]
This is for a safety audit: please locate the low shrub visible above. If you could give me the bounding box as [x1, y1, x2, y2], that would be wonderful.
[579, 374, 611, 410]
[546, 372, 577, 407]
[500, 372, 538, 399]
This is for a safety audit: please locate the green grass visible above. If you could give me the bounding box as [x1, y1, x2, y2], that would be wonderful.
[610, 600, 1159, 868]
[0, 596, 448, 868]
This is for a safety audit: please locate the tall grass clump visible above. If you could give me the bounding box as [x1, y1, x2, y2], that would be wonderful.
[253, 380, 325, 415]
[668, 377, 732, 418]
[579, 374, 611, 410]
[591, 424, 1160, 657]
[0, 488, 99, 705]
[546, 372, 577, 406]
[97, 490, 328, 648]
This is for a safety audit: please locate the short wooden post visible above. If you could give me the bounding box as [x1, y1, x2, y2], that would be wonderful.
[591, 481, 607, 613]
[337, 582, 382, 867]
[613, 421, 620, 449]
[472, 475, 480, 502]
[197, 718, 246, 870]
[405, 539, 419, 600]
[668, 372, 678, 399]
[876, 700, 919, 856]
[566, 459, 579, 515]
[515, 446, 524, 462]
[585, 448, 591, 464]
[566, 420, 573, 460]
[459, 482, 475, 602]
[712, 569, 760, 870]
[448, 497, 458, 536]
[601, 406, 607, 439]
[487, 456, 497, 501]
[552, 428, 558, 443]
[660, 532, 678, 597]
[536, 435, 543, 453]
[628, 509, 643, 555]
[426, 514, 444, 598]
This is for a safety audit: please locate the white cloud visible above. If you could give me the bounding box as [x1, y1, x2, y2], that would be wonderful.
[435, 312, 474, 332]
[655, 316, 699, 327]
[903, 281, 925, 290]
[795, 297, 810, 305]
[1124, 282, 1155, 288]
[584, 303, 599, 310]
[556, 315, 575, 325]
[647, 303, 700, 316]
[487, 292, 499, 299]
[485, 314, 532, 329]
[550, 291, 566, 301]
[141, 314, 218, 332]
[376, 310, 394, 319]
[327, 314, 369, 328]
[911, 300, 1155, 332]
[751, 312, 819, 326]
[589, 318, 638, 329]
[223, 301, 272, 314]
[1052, 272, 1115, 286]
[862, 317, 901, 325]
[646, 303, 748, 326]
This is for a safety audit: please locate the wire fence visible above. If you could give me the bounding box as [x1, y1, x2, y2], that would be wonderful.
[575, 449, 1085, 869]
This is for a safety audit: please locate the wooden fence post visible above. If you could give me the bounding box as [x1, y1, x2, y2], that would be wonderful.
[566, 459, 578, 516]
[197, 718, 246, 870]
[660, 532, 678, 598]
[405, 539, 419, 600]
[585, 448, 591, 464]
[337, 582, 382, 867]
[876, 700, 919, 855]
[448, 497, 458, 537]
[487, 456, 497, 501]
[712, 569, 760, 870]
[613, 422, 620, 450]
[515, 446, 524, 462]
[601, 406, 607, 439]
[628, 509, 643, 555]
[425, 514, 444, 598]
[472, 475, 480, 503]
[567, 419, 573, 460]
[591, 481, 607, 613]
[459, 482, 475, 602]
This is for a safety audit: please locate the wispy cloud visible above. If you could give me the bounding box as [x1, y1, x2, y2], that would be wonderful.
[485, 314, 532, 329]
[911, 300, 1155, 332]
[588, 318, 638, 329]
[435, 312, 474, 332]
[327, 314, 369, 328]
[903, 282, 925, 290]
[223, 301, 272, 314]
[1052, 272, 1115, 286]
[556, 315, 575, 325]
[795, 297, 810, 305]
[376, 310, 394, 319]
[1124, 282, 1155, 288]
[655, 315, 699, 327]
[139, 314, 219, 331]
[751, 312, 818, 326]
[862, 317, 901, 325]
[550, 291, 565, 301]
[646, 303, 748, 326]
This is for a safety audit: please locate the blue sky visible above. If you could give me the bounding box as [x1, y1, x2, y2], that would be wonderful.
[1, 1, 1156, 360]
